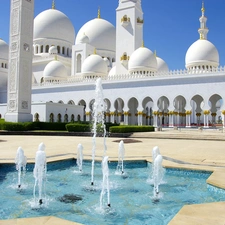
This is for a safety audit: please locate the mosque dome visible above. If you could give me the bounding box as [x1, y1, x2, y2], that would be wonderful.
[108, 66, 116, 77]
[34, 9, 75, 44]
[77, 33, 90, 44]
[128, 47, 157, 73]
[185, 39, 219, 69]
[76, 18, 116, 51]
[82, 54, 108, 76]
[156, 56, 169, 72]
[43, 60, 68, 78]
[48, 45, 58, 54]
[0, 39, 9, 60]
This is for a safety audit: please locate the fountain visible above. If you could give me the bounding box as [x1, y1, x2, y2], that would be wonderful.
[153, 154, 164, 197]
[100, 156, 111, 208]
[33, 142, 47, 205]
[152, 146, 160, 163]
[117, 140, 125, 174]
[91, 78, 107, 185]
[77, 143, 83, 172]
[15, 147, 27, 188]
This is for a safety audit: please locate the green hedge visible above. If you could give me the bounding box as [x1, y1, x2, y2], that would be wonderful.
[0, 121, 68, 131]
[66, 123, 91, 132]
[33, 122, 68, 131]
[109, 125, 155, 133]
[0, 122, 34, 131]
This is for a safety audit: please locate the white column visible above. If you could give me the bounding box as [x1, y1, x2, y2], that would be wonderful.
[5, 0, 34, 122]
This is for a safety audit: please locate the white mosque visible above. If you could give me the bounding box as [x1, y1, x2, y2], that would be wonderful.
[0, 0, 225, 128]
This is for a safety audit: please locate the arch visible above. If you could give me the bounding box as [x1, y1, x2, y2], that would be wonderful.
[62, 46, 65, 55]
[157, 96, 169, 111]
[78, 99, 86, 121]
[142, 97, 154, 125]
[128, 97, 138, 125]
[71, 114, 75, 122]
[104, 98, 111, 111]
[68, 100, 75, 105]
[64, 114, 68, 123]
[57, 46, 60, 54]
[173, 95, 186, 112]
[40, 45, 44, 53]
[34, 113, 39, 122]
[49, 113, 54, 122]
[58, 100, 64, 104]
[89, 99, 95, 111]
[209, 94, 223, 125]
[57, 113, 62, 123]
[76, 54, 82, 73]
[67, 48, 70, 56]
[77, 114, 81, 121]
[45, 45, 49, 53]
[112, 58, 115, 63]
[35, 45, 38, 54]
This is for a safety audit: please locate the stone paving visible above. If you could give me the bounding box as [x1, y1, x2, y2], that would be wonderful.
[0, 128, 225, 224]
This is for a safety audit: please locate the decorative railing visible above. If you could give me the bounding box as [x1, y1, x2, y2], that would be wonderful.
[32, 66, 225, 87]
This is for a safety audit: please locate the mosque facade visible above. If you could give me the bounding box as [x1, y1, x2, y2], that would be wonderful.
[0, 0, 225, 128]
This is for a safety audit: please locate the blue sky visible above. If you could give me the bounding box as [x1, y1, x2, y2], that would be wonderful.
[0, 0, 225, 70]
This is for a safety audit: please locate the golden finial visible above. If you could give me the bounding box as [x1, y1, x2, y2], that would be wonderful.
[94, 48, 97, 54]
[154, 50, 157, 57]
[201, 1, 205, 14]
[52, 0, 55, 9]
[54, 55, 58, 60]
[97, 7, 101, 19]
[141, 40, 144, 48]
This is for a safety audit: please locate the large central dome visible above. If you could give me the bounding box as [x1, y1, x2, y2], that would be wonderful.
[34, 9, 75, 44]
[76, 18, 116, 51]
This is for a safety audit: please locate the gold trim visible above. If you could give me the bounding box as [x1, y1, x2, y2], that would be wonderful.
[52, 0, 55, 9]
[137, 17, 144, 24]
[121, 15, 130, 23]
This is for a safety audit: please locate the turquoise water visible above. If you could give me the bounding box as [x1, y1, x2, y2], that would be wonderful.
[0, 160, 225, 225]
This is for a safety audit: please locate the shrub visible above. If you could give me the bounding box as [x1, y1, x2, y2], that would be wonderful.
[109, 125, 154, 133]
[0, 122, 34, 131]
[66, 123, 91, 132]
[34, 122, 67, 131]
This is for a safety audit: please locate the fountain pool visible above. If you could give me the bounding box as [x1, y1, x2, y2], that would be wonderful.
[0, 160, 225, 225]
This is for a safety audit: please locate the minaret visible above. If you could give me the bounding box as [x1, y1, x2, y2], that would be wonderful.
[116, 0, 143, 74]
[5, 0, 34, 122]
[198, 1, 209, 40]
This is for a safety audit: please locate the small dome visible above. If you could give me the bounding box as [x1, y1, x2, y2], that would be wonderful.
[77, 33, 89, 44]
[128, 47, 157, 73]
[82, 54, 108, 76]
[44, 60, 67, 78]
[156, 57, 169, 72]
[0, 39, 9, 60]
[49, 46, 58, 54]
[34, 9, 75, 44]
[103, 57, 110, 67]
[185, 39, 219, 69]
[108, 66, 116, 77]
[76, 18, 116, 52]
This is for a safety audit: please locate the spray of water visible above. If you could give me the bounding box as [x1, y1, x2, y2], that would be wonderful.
[153, 154, 164, 197]
[117, 140, 125, 174]
[100, 156, 110, 208]
[77, 144, 83, 172]
[33, 142, 47, 205]
[91, 78, 107, 185]
[15, 147, 27, 188]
